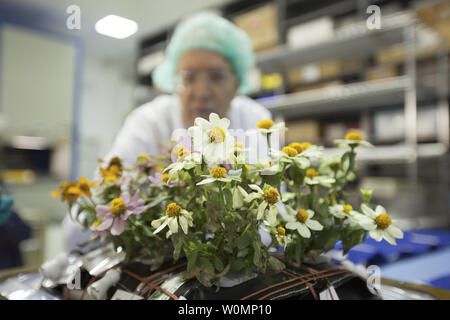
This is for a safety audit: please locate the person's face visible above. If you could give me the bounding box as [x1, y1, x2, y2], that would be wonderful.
[175, 49, 238, 127]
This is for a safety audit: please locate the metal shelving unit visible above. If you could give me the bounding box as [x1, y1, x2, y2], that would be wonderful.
[257, 76, 413, 117]
[252, 3, 449, 227]
[257, 12, 415, 70]
[254, 11, 449, 163]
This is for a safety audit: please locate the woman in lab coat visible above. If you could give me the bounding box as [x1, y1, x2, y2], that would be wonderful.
[62, 12, 272, 251]
[104, 11, 272, 167]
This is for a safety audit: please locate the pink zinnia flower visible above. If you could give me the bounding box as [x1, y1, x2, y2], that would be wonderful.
[94, 191, 146, 236]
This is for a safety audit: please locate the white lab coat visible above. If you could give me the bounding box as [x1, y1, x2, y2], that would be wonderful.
[104, 94, 272, 167]
[62, 94, 273, 251]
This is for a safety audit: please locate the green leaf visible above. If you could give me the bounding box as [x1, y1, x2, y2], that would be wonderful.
[212, 256, 224, 272]
[262, 173, 282, 188]
[187, 250, 198, 272]
[253, 243, 261, 267]
[318, 202, 329, 218]
[235, 232, 252, 249]
[268, 256, 285, 273]
[146, 195, 168, 209]
[223, 188, 233, 208]
[231, 258, 246, 271]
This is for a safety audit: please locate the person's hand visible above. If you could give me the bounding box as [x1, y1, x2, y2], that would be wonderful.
[0, 195, 13, 226]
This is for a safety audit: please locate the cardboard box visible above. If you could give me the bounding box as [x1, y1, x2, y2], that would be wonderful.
[285, 119, 321, 144]
[416, 2, 450, 24]
[365, 64, 398, 81]
[373, 106, 438, 142]
[286, 60, 342, 86]
[287, 17, 334, 49]
[322, 122, 348, 145]
[290, 81, 343, 94]
[375, 27, 442, 65]
[233, 4, 279, 52]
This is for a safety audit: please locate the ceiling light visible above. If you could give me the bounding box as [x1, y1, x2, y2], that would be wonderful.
[95, 15, 138, 39]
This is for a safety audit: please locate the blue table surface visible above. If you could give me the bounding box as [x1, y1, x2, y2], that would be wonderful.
[327, 229, 450, 290]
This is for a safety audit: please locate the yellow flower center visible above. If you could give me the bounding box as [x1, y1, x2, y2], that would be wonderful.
[306, 168, 319, 178]
[289, 142, 312, 153]
[296, 209, 309, 223]
[245, 164, 251, 170]
[330, 194, 336, 201]
[235, 141, 244, 149]
[92, 219, 102, 228]
[65, 186, 81, 203]
[345, 131, 363, 141]
[375, 213, 392, 229]
[177, 147, 190, 161]
[257, 119, 274, 130]
[166, 203, 182, 217]
[156, 166, 164, 173]
[104, 175, 117, 183]
[277, 226, 286, 236]
[210, 167, 227, 178]
[343, 204, 353, 214]
[76, 177, 92, 196]
[108, 164, 121, 175]
[282, 146, 298, 157]
[264, 188, 279, 204]
[138, 153, 149, 161]
[209, 127, 226, 143]
[110, 198, 127, 217]
[300, 142, 312, 150]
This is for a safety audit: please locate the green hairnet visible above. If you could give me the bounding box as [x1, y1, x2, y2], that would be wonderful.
[152, 12, 255, 95]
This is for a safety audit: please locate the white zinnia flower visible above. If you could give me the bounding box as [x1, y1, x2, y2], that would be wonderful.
[329, 204, 360, 219]
[304, 168, 335, 187]
[254, 157, 281, 175]
[334, 131, 373, 148]
[256, 120, 287, 135]
[196, 167, 241, 186]
[244, 184, 279, 222]
[288, 142, 323, 159]
[270, 147, 310, 170]
[284, 206, 323, 238]
[359, 203, 403, 245]
[152, 203, 193, 238]
[163, 152, 201, 181]
[188, 113, 235, 164]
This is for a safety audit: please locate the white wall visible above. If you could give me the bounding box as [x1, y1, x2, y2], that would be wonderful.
[0, 23, 74, 143]
[78, 53, 134, 178]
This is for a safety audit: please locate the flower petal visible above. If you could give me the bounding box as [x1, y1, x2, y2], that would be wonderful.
[248, 184, 263, 194]
[375, 205, 387, 215]
[168, 217, 179, 234]
[369, 229, 383, 242]
[179, 216, 188, 234]
[96, 205, 111, 218]
[121, 192, 131, 204]
[96, 217, 113, 231]
[297, 223, 311, 238]
[152, 218, 168, 233]
[361, 203, 377, 219]
[305, 219, 323, 231]
[196, 178, 216, 186]
[386, 225, 403, 239]
[285, 221, 298, 230]
[257, 201, 268, 220]
[111, 218, 125, 235]
[382, 231, 397, 245]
